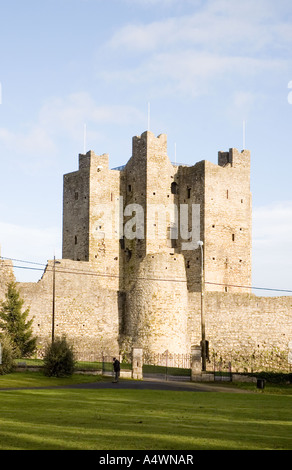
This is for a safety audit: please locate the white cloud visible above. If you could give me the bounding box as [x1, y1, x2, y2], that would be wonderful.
[252, 202, 292, 295]
[0, 125, 56, 157]
[39, 92, 144, 136]
[101, 49, 285, 99]
[108, 0, 292, 55]
[0, 92, 144, 173]
[101, 0, 291, 99]
[0, 222, 61, 282]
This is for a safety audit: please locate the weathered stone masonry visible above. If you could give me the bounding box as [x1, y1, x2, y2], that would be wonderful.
[0, 131, 291, 361]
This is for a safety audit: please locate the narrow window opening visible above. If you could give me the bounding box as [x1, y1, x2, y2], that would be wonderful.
[125, 248, 132, 261]
[75, 236, 78, 245]
[187, 187, 191, 199]
[225, 287, 228, 293]
[75, 192, 79, 200]
[171, 238, 177, 249]
[171, 182, 178, 195]
[232, 234, 235, 242]
[128, 184, 132, 192]
[226, 190, 229, 199]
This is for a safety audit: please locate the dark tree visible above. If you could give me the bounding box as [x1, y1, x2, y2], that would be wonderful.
[0, 282, 37, 357]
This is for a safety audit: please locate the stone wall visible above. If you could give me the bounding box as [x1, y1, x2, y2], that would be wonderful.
[0, 257, 291, 366]
[188, 291, 292, 364]
[17, 259, 120, 356]
[0, 259, 15, 301]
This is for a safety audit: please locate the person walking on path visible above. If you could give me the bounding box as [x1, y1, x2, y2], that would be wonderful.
[112, 357, 120, 383]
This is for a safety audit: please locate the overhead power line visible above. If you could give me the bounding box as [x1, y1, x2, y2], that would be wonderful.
[0, 256, 47, 266]
[205, 282, 292, 294]
[1, 256, 292, 294]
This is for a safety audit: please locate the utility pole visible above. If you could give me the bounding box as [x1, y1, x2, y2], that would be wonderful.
[197, 241, 206, 371]
[52, 256, 61, 342]
[52, 256, 56, 342]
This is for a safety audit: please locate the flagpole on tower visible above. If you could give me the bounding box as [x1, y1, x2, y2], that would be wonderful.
[147, 102, 150, 131]
[84, 123, 87, 154]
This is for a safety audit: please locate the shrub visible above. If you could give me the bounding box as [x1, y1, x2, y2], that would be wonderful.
[43, 336, 76, 377]
[0, 333, 16, 375]
[253, 371, 292, 384]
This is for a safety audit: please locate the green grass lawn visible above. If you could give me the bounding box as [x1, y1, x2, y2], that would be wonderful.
[0, 370, 104, 389]
[0, 373, 291, 450]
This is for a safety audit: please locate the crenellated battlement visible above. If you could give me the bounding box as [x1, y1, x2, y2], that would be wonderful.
[218, 148, 250, 169]
[132, 131, 168, 159]
[78, 150, 109, 171]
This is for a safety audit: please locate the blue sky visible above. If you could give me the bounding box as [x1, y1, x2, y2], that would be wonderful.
[0, 0, 292, 295]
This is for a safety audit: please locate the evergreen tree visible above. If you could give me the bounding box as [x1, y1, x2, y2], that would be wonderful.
[0, 282, 37, 357]
[0, 333, 16, 375]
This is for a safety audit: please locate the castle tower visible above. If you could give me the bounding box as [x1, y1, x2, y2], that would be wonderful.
[62, 150, 121, 289]
[62, 131, 252, 353]
[120, 131, 179, 291]
[204, 148, 252, 293]
[177, 149, 252, 293]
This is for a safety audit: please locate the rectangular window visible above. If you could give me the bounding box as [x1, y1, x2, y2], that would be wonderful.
[171, 238, 177, 249]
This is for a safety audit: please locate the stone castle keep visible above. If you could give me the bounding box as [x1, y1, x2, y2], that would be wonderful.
[0, 131, 291, 361]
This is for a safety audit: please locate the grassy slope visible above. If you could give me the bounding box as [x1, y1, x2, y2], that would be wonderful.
[0, 374, 291, 450]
